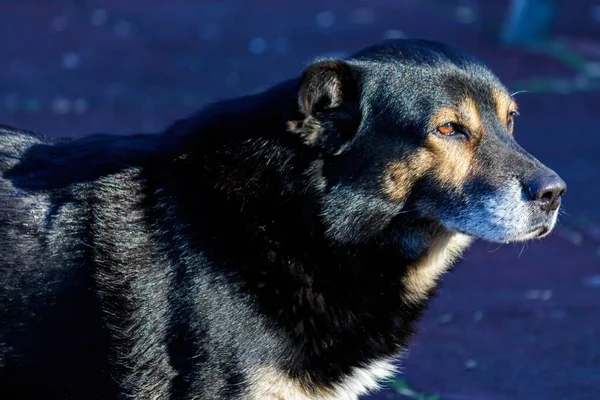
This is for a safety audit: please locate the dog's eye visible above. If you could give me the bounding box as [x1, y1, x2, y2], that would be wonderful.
[437, 122, 457, 136]
[507, 110, 519, 129]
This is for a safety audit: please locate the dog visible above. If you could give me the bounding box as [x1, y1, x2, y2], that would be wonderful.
[0, 39, 566, 399]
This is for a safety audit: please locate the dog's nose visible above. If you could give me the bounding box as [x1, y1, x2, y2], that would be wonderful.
[527, 173, 567, 212]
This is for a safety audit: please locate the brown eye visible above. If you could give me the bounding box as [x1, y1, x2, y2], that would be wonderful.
[437, 122, 456, 136]
[507, 110, 519, 129]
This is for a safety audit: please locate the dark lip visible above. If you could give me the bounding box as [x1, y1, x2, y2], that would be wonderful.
[536, 226, 551, 237]
[527, 225, 550, 238]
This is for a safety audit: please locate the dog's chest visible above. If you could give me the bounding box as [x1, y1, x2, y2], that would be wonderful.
[247, 235, 472, 399]
[248, 358, 396, 400]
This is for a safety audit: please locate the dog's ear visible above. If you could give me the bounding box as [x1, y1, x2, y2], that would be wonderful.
[287, 60, 360, 154]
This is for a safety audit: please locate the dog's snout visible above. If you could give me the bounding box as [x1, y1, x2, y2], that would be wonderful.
[527, 173, 567, 212]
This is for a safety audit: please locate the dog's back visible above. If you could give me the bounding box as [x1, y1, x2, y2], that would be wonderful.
[0, 127, 159, 398]
[0, 126, 282, 399]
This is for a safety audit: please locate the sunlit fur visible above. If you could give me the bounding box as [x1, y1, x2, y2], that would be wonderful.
[0, 39, 564, 399]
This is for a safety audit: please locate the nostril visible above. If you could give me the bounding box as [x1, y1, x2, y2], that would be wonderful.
[527, 173, 567, 211]
[539, 190, 555, 203]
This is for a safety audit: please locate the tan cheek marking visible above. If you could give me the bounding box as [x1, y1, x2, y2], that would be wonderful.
[425, 135, 474, 188]
[247, 366, 332, 400]
[383, 150, 433, 202]
[403, 233, 473, 304]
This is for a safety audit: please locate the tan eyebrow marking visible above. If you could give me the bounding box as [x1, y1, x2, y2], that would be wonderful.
[493, 87, 518, 121]
[429, 96, 483, 138]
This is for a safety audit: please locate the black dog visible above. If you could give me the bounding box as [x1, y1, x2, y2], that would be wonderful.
[0, 39, 566, 399]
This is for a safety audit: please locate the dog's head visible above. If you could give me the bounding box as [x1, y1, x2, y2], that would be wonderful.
[287, 39, 566, 244]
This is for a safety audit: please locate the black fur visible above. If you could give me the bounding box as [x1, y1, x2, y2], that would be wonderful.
[0, 39, 564, 399]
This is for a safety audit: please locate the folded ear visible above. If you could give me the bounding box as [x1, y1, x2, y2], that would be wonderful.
[287, 60, 361, 154]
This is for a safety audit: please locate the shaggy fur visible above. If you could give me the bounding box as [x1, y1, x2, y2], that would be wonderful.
[0, 39, 565, 399]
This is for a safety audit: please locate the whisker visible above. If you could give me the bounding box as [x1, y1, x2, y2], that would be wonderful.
[487, 242, 504, 252]
[510, 89, 530, 97]
[518, 243, 527, 258]
[397, 208, 418, 214]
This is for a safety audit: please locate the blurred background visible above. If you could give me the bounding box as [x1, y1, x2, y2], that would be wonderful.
[1, 0, 598, 399]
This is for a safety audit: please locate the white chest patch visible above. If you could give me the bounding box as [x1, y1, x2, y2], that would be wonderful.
[248, 358, 397, 400]
[330, 357, 398, 399]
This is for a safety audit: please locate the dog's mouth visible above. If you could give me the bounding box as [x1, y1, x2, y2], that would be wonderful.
[451, 223, 552, 243]
[510, 218, 556, 242]
[534, 225, 551, 237]
[524, 224, 551, 239]
[433, 198, 560, 244]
